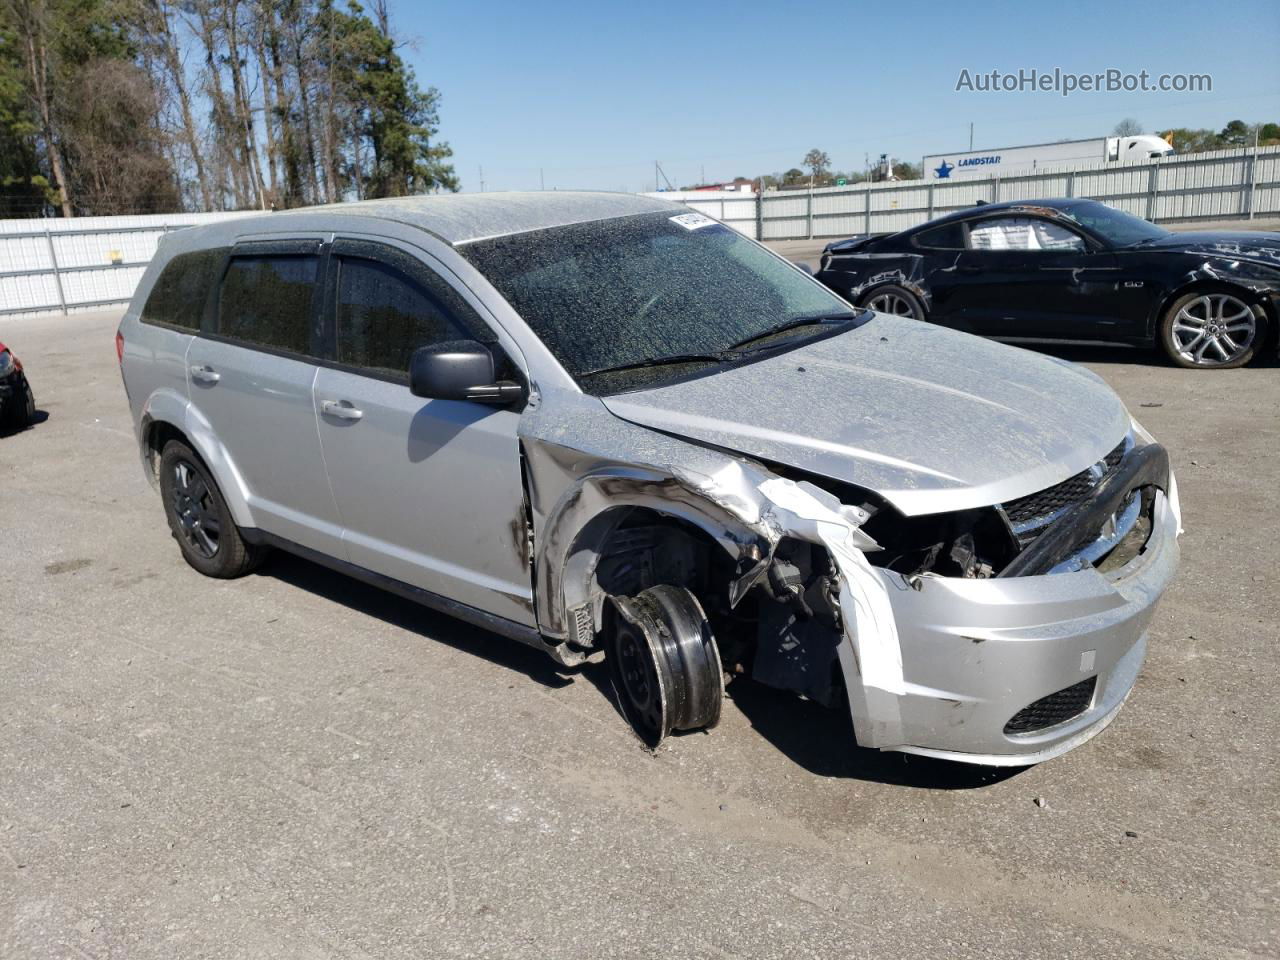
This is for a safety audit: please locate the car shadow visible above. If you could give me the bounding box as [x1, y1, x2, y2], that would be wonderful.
[0, 408, 48, 437]
[724, 676, 1026, 790]
[1002, 339, 1280, 370]
[997, 340, 1171, 368]
[260, 551, 1024, 789]
[571, 656, 1023, 790]
[259, 551, 574, 690]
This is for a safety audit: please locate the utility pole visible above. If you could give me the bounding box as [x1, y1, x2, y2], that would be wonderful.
[540, 168, 545, 190]
[969, 122, 974, 151]
[478, 164, 485, 192]
[655, 161, 659, 192]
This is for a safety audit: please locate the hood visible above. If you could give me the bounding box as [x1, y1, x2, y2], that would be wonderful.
[601, 315, 1131, 516]
[1139, 230, 1280, 269]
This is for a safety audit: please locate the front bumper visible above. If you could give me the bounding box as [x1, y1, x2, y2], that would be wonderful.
[841, 486, 1180, 765]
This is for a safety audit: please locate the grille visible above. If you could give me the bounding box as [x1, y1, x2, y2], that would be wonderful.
[1003, 676, 1097, 735]
[1002, 440, 1127, 527]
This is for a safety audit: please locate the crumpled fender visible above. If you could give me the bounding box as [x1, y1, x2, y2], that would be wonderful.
[521, 390, 904, 722]
[833, 254, 932, 313]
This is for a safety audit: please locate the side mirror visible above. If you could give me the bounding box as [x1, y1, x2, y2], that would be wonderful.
[794, 261, 815, 275]
[409, 340, 524, 405]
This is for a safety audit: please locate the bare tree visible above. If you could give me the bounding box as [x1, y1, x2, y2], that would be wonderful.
[1113, 118, 1144, 137]
[142, 0, 213, 209]
[3, 0, 73, 214]
[802, 148, 831, 186]
[221, 0, 266, 208]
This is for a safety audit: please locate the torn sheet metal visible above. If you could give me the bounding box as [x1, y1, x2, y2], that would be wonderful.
[518, 390, 901, 689]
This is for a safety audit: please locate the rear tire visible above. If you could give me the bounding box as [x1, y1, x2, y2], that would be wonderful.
[158, 440, 266, 578]
[857, 284, 926, 321]
[1159, 290, 1264, 369]
[605, 585, 724, 748]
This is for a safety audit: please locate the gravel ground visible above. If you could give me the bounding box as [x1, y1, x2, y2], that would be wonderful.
[1, 308, 1277, 959]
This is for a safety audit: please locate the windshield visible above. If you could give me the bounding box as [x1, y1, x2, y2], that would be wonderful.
[460, 210, 860, 391]
[1059, 201, 1168, 246]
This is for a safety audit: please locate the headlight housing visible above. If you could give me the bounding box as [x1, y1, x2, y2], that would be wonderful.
[0, 350, 15, 377]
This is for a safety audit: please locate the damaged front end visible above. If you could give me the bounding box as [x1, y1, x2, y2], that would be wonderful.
[520, 387, 1179, 766]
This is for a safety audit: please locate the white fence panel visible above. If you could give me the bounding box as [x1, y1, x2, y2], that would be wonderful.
[0, 211, 256, 318]
[661, 145, 1280, 241]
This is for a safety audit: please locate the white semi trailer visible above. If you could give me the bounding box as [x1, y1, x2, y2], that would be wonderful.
[923, 135, 1174, 181]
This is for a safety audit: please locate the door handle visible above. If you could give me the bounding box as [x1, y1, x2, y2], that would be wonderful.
[320, 399, 364, 421]
[190, 364, 220, 384]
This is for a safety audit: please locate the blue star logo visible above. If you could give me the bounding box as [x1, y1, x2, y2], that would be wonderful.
[934, 160, 954, 179]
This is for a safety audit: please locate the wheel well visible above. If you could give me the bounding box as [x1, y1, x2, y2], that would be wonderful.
[854, 279, 928, 315]
[1153, 280, 1276, 343]
[568, 506, 738, 649]
[143, 419, 189, 481]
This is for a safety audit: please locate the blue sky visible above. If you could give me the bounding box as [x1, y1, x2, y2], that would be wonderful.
[394, 0, 1280, 193]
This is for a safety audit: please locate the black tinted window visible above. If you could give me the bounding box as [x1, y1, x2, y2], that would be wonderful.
[141, 247, 227, 329]
[912, 223, 965, 250]
[217, 255, 318, 354]
[336, 257, 472, 376]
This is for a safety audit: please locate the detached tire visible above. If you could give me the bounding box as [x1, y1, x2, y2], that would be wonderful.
[857, 284, 926, 320]
[158, 439, 265, 578]
[606, 585, 724, 748]
[1159, 290, 1264, 369]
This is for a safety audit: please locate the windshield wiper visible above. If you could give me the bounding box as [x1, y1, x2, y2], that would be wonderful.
[727, 312, 862, 352]
[578, 351, 740, 379]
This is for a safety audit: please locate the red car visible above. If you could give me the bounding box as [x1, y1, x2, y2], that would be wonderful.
[0, 340, 36, 432]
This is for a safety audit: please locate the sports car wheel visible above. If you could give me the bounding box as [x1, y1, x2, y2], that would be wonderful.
[859, 284, 925, 321]
[1160, 291, 1263, 369]
[606, 585, 723, 748]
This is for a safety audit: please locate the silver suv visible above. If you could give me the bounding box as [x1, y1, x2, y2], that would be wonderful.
[118, 192, 1181, 766]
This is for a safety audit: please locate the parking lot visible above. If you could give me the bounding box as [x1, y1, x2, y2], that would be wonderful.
[1, 307, 1277, 959]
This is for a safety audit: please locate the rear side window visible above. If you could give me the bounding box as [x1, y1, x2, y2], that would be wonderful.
[141, 248, 227, 330]
[335, 254, 481, 377]
[217, 255, 319, 355]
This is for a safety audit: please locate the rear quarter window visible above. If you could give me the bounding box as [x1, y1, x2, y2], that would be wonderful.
[911, 223, 966, 250]
[140, 247, 228, 330]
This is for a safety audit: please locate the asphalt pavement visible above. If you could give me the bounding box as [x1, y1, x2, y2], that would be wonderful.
[1, 308, 1276, 959]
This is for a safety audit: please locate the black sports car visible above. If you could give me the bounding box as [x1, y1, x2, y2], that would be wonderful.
[815, 198, 1280, 369]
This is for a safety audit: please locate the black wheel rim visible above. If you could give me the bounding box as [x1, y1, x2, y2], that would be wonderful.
[170, 459, 220, 558]
[614, 622, 664, 739]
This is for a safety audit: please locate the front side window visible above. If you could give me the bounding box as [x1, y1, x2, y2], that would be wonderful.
[335, 256, 471, 377]
[217, 254, 319, 355]
[460, 211, 859, 392]
[142, 247, 228, 330]
[967, 217, 1085, 252]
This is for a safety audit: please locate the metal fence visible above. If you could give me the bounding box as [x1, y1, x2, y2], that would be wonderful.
[660, 143, 1280, 241]
[0, 211, 256, 319]
[3, 145, 1277, 321]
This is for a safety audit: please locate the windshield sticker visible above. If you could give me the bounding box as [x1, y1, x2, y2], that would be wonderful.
[669, 212, 718, 231]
